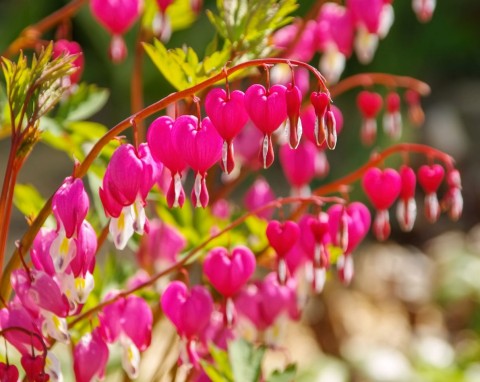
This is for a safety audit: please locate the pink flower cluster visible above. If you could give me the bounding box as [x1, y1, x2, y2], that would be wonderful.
[362, 164, 463, 240]
[274, 0, 435, 83]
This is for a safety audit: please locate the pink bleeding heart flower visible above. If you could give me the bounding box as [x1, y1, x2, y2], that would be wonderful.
[21, 354, 49, 382]
[404, 90, 425, 127]
[417, 164, 445, 194]
[205, 88, 249, 174]
[147, 116, 187, 208]
[362, 167, 401, 211]
[172, 115, 222, 208]
[235, 273, 299, 331]
[316, 3, 355, 82]
[50, 177, 89, 272]
[52, 39, 84, 84]
[31, 228, 56, 277]
[383, 91, 402, 139]
[328, 202, 371, 284]
[266, 220, 300, 257]
[310, 92, 329, 146]
[362, 167, 401, 241]
[279, 140, 317, 192]
[347, 0, 383, 34]
[442, 169, 463, 221]
[266, 220, 300, 283]
[68, 220, 97, 278]
[11, 269, 69, 318]
[90, 0, 143, 63]
[53, 177, 89, 239]
[418, 164, 445, 223]
[0, 362, 19, 382]
[300, 105, 343, 157]
[273, 19, 318, 62]
[74, 329, 109, 382]
[0, 302, 44, 355]
[100, 143, 156, 249]
[285, 83, 303, 149]
[137, 219, 186, 271]
[99, 294, 152, 350]
[348, 0, 390, 63]
[357, 91, 383, 145]
[244, 84, 287, 168]
[234, 121, 264, 170]
[243, 178, 276, 220]
[413, 0, 436, 23]
[98, 294, 152, 378]
[203, 246, 256, 297]
[161, 281, 214, 340]
[396, 165, 417, 232]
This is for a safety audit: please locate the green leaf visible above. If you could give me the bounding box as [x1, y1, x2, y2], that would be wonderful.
[55, 83, 109, 121]
[229, 339, 265, 382]
[207, 0, 298, 61]
[13, 183, 46, 220]
[143, 39, 193, 90]
[267, 364, 297, 382]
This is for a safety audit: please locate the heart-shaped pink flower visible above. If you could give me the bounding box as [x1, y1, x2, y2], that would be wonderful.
[245, 84, 287, 168]
[203, 246, 256, 297]
[279, 141, 317, 188]
[172, 115, 222, 207]
[362, 167, 401, 210]
[205, 88, 249, 173]
[328, 202, 371, 254]
[266, 220, 300, 257]
[0, 362, 19, 381]
[417, 164, 445, 194]
[357, 91, 383, 118]
[172, 115, 222, 174]
[245, 84, 287, 135]
[161, 281, 213, 339]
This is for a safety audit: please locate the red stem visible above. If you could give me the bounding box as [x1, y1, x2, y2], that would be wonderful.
[330, 73, 431, 98]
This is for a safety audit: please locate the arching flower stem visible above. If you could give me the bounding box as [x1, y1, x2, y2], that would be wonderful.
[330, 73, 431, 98]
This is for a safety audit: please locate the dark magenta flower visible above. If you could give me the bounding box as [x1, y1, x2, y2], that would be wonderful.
[205, 88, 249, 174]
[52, 39, 84, 84]
[172, 115, 222, 208]
[74, 329, 109, 382]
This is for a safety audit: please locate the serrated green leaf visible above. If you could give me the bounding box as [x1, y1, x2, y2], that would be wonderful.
[55, 83, 109, 121]
[201, 361, 233, 382]
[13, 183, 46, 220]
[144, 40, 192, 90]
[267, 364, 297, 382]
[229, 339, 265, 382]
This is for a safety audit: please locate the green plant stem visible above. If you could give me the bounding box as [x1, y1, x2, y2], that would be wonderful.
[68, 195, 343, 328]
[0, 57, 328, 301]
